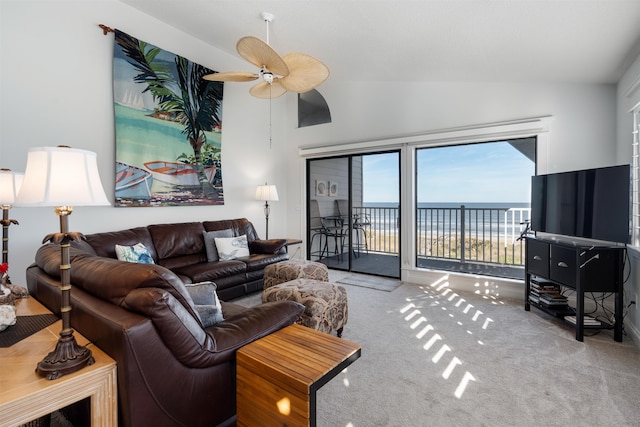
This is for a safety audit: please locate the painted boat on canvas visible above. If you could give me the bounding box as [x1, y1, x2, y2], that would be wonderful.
[116, 161, 153, 199]
[143, 160, 216, 186]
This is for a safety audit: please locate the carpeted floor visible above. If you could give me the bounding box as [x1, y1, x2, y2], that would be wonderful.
[51, 272, 640, 426]
[234, 271, 640, 426]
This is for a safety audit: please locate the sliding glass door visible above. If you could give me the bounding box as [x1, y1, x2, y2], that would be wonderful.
[307, 151, 400, 278]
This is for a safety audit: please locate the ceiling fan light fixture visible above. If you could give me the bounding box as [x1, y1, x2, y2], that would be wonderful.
[203, 12, 329, 99]
[262, 70, 274, 84]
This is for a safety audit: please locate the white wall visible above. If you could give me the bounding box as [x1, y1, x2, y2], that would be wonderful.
[616, 52, 640, 344]
[0, 0, 290, 284]
[284, 80, 618, 242]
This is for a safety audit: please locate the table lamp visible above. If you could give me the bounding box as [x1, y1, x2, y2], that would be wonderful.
[16, 146, 110, 379]
[255, 183, 278, 239]
[0, 169, 23, 265]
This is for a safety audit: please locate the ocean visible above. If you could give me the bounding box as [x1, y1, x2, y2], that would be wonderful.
[360, 202, 531, 238]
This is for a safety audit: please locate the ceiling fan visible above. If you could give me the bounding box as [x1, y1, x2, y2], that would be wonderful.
[203, 12, 330, 99]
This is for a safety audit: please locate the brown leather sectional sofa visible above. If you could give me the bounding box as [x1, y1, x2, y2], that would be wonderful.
[26, 218, 304, 427]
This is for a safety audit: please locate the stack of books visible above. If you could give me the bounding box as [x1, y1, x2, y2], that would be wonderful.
[529, 278, 568, 308]
[538, 291, 569, 307]
[565, 315, 601, 326]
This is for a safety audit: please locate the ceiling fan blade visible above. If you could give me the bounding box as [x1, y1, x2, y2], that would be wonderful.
[203, 71, 259, 82]
[236, 36, 290, 77]
[249, 81, 287, 99]
[279, 52, 330, 93]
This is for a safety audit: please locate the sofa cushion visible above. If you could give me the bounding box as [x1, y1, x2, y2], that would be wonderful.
[215, 235, 250, 260]
[202, 229, 234, 262]
[85, 226, 156, 260]
[171, 260, 246, 283]
[203, 218, 259, 243]
[185, 282, 224, 326]
[115, 242, 155, 264]
[148, 222, 206, 264]
[243, 253, 290, 272]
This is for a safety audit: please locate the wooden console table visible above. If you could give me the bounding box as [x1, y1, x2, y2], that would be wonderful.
[0, 297, 117, 427]
[525, 237, 624, 342]
[236, 324, 361, 426]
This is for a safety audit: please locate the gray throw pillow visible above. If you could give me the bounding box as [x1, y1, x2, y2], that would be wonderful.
[202, 229, 234, 262]
[192, 305, 223, 328]
[184, 281, 224, 327]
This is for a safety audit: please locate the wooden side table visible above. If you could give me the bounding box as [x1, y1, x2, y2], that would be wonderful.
[0, 297, 117, 427]
[236, 324, 361, 426]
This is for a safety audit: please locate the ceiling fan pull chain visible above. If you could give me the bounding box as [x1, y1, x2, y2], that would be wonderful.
[269, 86, 272, 148]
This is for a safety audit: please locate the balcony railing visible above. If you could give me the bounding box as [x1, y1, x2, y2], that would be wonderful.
[352, 205, 530, 273]
[354, 206, 399, 254]
[416, 205, 530, 267]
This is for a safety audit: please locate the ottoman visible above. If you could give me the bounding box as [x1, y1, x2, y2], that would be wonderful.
[263, 259, 329, 289]
[262, 278, 348, 337]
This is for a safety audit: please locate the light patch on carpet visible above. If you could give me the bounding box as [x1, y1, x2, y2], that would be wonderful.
[336, 274, 402, 292]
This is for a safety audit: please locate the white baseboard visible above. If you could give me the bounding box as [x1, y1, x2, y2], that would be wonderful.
[624, 318, 640, 348]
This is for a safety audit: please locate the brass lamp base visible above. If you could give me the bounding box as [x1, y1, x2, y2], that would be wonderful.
[36, 329, 94, 380]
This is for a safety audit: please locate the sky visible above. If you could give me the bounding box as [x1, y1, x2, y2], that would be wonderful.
[362, 141, 535, 204]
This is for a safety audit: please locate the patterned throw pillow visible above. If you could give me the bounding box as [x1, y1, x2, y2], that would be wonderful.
[214, 235, 250, 261]
[185, 281, 224, 327]
[115, 242, 155, 264]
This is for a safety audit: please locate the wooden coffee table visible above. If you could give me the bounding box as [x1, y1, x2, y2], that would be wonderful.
[236, 324, 361, 426]
[0, 296, 117, 427]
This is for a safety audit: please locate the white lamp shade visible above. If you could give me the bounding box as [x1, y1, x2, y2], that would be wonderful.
[255, 184, 279, 202]
[0, 169, 24, 205]
[16, 146, 110, 207]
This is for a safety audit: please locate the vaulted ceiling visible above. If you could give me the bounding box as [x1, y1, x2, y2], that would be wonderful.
[120, 0, 640, 85]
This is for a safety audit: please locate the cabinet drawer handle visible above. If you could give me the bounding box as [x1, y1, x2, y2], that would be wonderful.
[533, 255, 542, 261]
[557, 262, 568, 268]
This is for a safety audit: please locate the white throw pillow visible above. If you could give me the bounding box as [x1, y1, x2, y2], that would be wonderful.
[214, 235, 250, 260]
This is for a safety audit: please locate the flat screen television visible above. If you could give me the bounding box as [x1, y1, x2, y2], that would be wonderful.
[530, 164, 631, 244]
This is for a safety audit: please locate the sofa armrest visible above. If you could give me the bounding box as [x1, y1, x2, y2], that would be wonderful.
[249, 238, 287, 254]
[123, 288, 303, 368]
[209, 300, 304, 351]
[123, 288, 222, 367]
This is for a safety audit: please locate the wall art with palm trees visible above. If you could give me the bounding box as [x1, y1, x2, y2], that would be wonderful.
[112, 29, 224, 207]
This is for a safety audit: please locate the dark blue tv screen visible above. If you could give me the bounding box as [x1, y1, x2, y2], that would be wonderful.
[531, 164, 630, 244]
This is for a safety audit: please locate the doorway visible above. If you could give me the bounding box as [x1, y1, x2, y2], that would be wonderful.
[307, 151, 400, 278]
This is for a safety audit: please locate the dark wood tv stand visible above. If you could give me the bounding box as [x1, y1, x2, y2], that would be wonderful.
[524, 236, 625, 342]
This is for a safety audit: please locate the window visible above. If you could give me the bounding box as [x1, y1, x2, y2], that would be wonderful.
[414, 139, 535, 279]
[299, 116, 551, 280]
